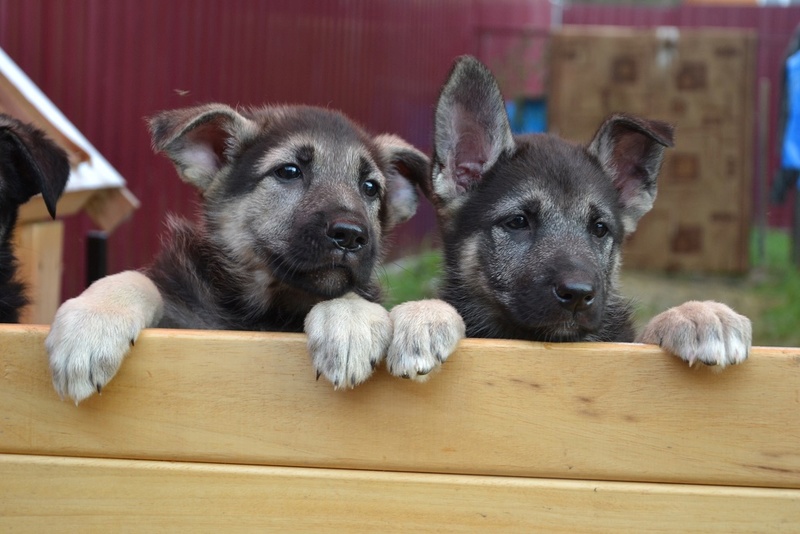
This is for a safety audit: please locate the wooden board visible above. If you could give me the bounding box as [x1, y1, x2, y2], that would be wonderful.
[1, 325, 799, 489]
[11, 221, 64, 324]
[2, 454, 798, 533]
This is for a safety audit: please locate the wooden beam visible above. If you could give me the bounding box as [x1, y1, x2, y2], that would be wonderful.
[82, 187, 140, 232]
[10, 222, 64, 324]
[17, 189, 94, 225]
[1, 325, 798, 489]
[1, 454, 797, 532]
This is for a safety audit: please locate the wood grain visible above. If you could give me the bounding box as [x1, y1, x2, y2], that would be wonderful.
[11, 221, 64, 324]
[2, 454, 798, 533]
[1, 324, 799, 488]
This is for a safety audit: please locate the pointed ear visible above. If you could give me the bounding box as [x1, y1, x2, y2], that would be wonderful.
[149, 104, 258, 191]
[0, 114, 70, 218]
[587, 114, 674, 234]
[374, 134, 429, 228]
[431, 55, 515, 213]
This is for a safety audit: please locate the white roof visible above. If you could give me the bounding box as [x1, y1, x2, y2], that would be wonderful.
[0, 47, 126, 193]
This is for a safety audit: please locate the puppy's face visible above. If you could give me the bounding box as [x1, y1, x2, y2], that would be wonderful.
[150, 105, 427, 299]
[426, 56, 673, 340]
[448, 136, 627, 339]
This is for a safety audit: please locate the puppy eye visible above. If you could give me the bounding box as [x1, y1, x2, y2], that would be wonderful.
[361, 179, 379, 198]
[504, 214, 529, 230]
[592, 221, 609, 238]
[274, 164, 302, 180]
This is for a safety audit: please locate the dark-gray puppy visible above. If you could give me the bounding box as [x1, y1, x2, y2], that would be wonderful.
[386, 56, 751, 379]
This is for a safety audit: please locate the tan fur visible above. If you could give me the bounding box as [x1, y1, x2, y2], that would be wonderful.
[387, 299, 465, 381]
[45, 103, 430, 403]
[46, 271, 163, 403]
[304, 292, 393, 389]
[637, 301, 751, 367]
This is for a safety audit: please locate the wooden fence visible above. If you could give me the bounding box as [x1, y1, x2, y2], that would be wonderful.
[1, 324, 798, 531]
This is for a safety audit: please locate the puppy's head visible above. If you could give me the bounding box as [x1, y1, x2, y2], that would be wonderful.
[0, 114, 70, 236]
[427, 56, 673, 340]
[149, 104, 428, 299]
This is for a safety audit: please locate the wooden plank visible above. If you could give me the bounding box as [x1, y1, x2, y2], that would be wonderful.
[1, 325, 798, 488]
[1, 454, 798, 533]
[10, 221, 64, 324]
[82, 187, 140, 232]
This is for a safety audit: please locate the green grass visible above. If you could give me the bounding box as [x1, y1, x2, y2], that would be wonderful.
[380, 248, 442, 309]
[380, 229, 800, 347]
[750, 230, 800, 346]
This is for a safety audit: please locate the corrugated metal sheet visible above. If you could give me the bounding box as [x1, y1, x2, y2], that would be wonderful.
[1, 1, 796, 301]
[0, 0, 550, 300]
[562, 3, 800, 229]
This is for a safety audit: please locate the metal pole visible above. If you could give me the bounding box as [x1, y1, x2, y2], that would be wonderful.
[86, 230, 107, 287]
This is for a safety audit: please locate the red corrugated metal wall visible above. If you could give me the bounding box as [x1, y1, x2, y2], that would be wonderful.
[0, 0, 550, 301]
[562, 3, 800, 229]
[1, 1, 797, 302]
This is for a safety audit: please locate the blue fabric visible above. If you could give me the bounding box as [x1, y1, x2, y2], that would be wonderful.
[505, 98, 546, 135]
[782, 50, 800, 173]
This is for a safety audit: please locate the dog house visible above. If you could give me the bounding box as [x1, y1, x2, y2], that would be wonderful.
[0, 47, 139, 324]
[1, 324, 798, 530]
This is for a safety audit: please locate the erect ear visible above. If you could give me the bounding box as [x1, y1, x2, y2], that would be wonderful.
[0, 114, 70, 218]
[430, 55, 515, 214]
[374, 134, 429, 229]
[587, 114, 675, 234]
[149, 104, 258, 191]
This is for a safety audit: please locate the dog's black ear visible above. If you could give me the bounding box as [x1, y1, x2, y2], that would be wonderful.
[0, 114, 70, 218]
[587, 114, 674, 234]
[149, 104, 258, 191]
[374, 134, 429, 228]
[431, 55, 514, 213]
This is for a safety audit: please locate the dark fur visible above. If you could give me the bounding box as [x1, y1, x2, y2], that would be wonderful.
[47, 103, 429, 402]
[144, 105, 427, 331]
[0, 114, 69, 322]
[422, 56, 674, 343]
[440, 138, 637, 342]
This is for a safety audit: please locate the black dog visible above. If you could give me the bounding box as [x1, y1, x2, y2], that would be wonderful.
[0, 114, 70, 323]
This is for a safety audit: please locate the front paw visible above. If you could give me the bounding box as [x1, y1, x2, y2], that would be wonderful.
[638, 300, 751, 368]
[46, 298, 144, 404]
[386, 299, 465, 381]
[304, 294, 392, 389]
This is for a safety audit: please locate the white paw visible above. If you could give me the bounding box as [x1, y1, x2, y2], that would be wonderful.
[45, 271, 163, 404]
[46, 297, 144, 404]
[386, 299, 465, 382]
[638, 300, 751, 368]
[304, 293, 392, 389]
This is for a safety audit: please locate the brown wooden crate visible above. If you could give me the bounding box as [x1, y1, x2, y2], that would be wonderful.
[549, 27, 756, 273]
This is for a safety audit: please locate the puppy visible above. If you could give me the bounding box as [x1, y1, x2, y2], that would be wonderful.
[0, 114, 70, 323]
[46, 104, 428, 403]
[386, 56, 751, 379]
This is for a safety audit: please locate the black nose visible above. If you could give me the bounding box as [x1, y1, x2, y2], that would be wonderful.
[327, 220, 368, 251]
[553, 280, 595, 313]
